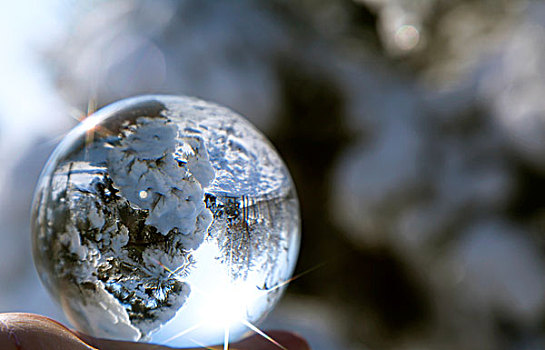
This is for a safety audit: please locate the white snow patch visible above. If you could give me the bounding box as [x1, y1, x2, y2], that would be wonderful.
[63, 282, 141, 341]
[106, 117, 214, 247]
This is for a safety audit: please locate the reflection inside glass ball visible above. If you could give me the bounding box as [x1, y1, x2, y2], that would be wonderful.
[31, 95, 300, 347]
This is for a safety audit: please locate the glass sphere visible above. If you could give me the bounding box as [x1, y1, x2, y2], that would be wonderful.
[31, 95, 300, 347]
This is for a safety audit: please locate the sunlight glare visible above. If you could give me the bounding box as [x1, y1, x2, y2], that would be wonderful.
[196, 281, 254, 329]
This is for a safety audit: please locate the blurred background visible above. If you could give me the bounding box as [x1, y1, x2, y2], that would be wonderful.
[1, 0, 545, 349]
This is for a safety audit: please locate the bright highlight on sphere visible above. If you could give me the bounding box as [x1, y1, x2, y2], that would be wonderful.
[31, 95, 301, 347]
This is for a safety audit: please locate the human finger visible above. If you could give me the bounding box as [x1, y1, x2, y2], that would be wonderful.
[0, 313, 310, 350]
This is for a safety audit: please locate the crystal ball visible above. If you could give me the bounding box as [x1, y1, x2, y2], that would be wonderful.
[31, 95, 300, 347]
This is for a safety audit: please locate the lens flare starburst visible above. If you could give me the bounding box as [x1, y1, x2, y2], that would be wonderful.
[156, 254, 325, 349]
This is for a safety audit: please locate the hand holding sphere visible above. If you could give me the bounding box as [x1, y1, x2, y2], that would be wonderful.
[30, 96, 301, 348]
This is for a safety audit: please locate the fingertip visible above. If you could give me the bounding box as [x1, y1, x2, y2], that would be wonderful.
[0, 313, 95, 350]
